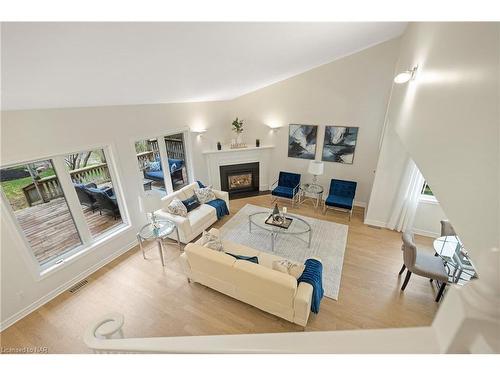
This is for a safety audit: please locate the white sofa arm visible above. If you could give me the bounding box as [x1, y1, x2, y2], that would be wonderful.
[213, 189, 230, 213]
[293, 282, 313, 327]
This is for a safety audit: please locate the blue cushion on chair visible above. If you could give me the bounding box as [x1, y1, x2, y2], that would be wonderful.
[272, 186, 294, 199]
[325, 194, 354, 210]
[278, 172, 301, 189]
[144, 170, 164, 181]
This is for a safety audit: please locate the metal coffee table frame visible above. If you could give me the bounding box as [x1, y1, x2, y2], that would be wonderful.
[137, 219, 181, 267]
[248, 211, 312, 252]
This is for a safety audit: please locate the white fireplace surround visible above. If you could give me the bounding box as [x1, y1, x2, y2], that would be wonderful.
[203, 146, 275, 192]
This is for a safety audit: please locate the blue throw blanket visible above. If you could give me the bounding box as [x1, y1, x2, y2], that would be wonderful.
[205, 198, 229, 220]
[297, 259, 324, 313]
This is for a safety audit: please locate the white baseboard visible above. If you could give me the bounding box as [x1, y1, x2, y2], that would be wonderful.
[0, 239, 137, 332]
[363, 218, 386, 228]
[354, 200, 367, 208]
[413, 228, 440, 238]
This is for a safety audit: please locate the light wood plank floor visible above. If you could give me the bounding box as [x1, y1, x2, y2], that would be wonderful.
[0, 195, 440, 353]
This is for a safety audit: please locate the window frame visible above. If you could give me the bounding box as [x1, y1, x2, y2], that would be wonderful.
[131, 127, 195, 195]
[419, 181, 439, 204]
[0, 144, 130, 278]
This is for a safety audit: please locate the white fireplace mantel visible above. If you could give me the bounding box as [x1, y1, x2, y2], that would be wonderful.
[203, 145, 275, 191]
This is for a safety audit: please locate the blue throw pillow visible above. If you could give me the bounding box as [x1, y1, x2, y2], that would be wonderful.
[225, 252, 259, 264]
[149, 161, 161, 171]
[181, 195, 201, 213]
[197, 180, 206, 188]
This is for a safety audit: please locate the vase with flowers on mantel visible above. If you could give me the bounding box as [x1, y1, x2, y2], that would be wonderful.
[232, 117, 245, 148]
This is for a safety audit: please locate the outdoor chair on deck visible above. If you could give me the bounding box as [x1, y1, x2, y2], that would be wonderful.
[88, 187, 121, 219]
[74, 183, 98, 212]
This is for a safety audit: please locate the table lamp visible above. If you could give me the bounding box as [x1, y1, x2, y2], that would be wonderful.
[141, 192, 162, 228]
[308, 160, 324, 186]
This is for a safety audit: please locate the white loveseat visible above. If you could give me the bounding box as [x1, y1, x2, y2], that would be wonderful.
[154, 182, 229, 244]
[180, 228, 317, 327]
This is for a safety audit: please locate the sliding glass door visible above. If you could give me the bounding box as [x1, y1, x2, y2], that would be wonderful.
[134, 130, 192, 195]
[164, 132, 190, 191]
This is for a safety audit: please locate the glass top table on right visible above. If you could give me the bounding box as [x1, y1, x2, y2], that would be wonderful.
[248, 211, 312, 252]
[433, 235, 476, 284]
[298, 183, 324, 209]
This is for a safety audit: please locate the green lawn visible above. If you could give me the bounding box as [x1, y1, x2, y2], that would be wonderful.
[1, 168, 55, 211]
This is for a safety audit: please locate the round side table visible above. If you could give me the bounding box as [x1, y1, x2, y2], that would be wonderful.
[137, 219, 180, 267]
[298, 183, 324, 209]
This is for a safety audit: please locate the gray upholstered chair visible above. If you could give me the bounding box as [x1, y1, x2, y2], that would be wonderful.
[440, 220, 456, 237]
[398, 232, 449, 302]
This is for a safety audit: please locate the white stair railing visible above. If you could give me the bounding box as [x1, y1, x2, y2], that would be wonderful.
[84, 315, 440, 354]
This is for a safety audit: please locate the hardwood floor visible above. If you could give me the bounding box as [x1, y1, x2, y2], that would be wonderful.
[0, 195, 439, 353]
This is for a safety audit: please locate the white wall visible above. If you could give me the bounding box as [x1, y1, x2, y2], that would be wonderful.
[367, 22, 499, 260]
[226, 38, 401, 206]
[0, 39, 402, 329]
[413, 200, 447, 237]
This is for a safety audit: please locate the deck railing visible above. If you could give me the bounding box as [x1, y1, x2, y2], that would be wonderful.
[22, 163, 111, 206]
[136, 138, 185, 170]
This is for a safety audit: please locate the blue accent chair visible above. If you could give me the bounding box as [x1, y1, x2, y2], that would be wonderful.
[324, 179, 357, 220]
[271, 171, 301, 206]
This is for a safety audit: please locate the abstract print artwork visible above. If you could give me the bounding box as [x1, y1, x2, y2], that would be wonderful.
[287, 124, 318, 160]
[322, 126, 359, 164]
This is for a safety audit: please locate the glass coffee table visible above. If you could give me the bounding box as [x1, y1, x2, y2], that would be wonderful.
[248, 212, 312, 251]
[137, 220, 180, 267]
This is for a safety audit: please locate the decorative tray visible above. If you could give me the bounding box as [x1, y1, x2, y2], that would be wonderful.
[264, 214, 293, 229]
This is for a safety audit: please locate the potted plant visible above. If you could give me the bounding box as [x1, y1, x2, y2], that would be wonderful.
[232, 117, 244, 144]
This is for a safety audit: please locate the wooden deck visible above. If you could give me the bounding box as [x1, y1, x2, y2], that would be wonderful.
[14, 197, 122, 265]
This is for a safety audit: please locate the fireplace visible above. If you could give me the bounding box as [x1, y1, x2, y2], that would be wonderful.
[220, 162, 259, 198]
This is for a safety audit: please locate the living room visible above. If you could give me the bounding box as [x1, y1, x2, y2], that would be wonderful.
[0, 2, 499, 369]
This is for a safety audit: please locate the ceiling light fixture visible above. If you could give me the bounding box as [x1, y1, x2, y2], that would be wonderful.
[394, 66, 418, 84]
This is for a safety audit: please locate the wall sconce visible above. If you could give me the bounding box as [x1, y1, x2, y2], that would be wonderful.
[191, 129, 207, 135]
[266, 124, 283, 132]
[394, 66, 418, 84]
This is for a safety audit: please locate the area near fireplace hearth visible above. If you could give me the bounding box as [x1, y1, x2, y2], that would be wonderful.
[203, 146, 275, 195]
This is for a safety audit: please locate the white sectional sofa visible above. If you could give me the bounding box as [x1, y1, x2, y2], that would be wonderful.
[154, 182, 229, 244]
[180, 228, 317, 327]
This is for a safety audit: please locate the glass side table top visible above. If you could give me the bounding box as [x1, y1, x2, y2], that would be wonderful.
[300, 183, 323, 194]
[249, 212, 311, 235]
[138, 220, 176, 240]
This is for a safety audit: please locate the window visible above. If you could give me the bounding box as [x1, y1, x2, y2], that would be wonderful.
[420, 181, 437, 202]
[0, 160, 82, 267]
[1, 147, 127, 273]
[65, 148, 124, 238]
[134, 131, 192, 195]
[164, 133, 190, 191]
[421, 181, 434, 196]
[135, 138, 166, 196]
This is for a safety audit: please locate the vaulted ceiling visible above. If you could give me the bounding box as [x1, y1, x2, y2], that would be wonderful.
[1, 22, 406, 110]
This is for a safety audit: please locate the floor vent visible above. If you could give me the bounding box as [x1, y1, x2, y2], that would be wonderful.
[68, 279, 89, 294]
